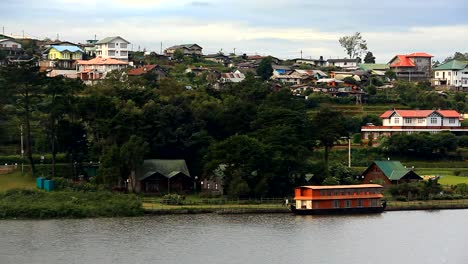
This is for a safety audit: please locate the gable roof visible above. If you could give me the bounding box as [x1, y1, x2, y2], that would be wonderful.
[434, 60, 468, 71]
[167, 44, 202, 50]
[390, 55, 416, 67]
[76, 57, 128, 65]
[128, 65, 158, 76]
[380, 109, 462, 119]
[370, 161, 416, 181]
[328, 58, 359, 63]
[138, 159, 191, 181]
[406, 52, 433, 58]
[96, 36, 130, 44]
[50, 45, 83, 53]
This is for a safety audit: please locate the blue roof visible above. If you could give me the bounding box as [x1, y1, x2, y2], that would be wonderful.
[51, 45, 83, 53]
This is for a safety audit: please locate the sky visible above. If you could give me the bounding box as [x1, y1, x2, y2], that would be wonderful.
[1, 0, 467, 62]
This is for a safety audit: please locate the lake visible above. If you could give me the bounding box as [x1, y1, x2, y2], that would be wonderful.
[1, 210, 467, 264]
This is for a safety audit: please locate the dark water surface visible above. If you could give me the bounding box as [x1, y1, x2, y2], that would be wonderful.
[1, 210, 467, 264]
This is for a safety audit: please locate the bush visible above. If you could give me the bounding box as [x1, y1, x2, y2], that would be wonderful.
[395, 196, 408, 202]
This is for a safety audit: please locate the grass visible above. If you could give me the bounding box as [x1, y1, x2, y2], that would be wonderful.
[0, 171, 35, 192]
[438, 176, 468, 185]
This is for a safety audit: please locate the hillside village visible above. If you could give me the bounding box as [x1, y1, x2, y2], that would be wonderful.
[0, 32, 467, 197]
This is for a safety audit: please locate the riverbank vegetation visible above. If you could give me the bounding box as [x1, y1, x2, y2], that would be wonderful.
[0, 189, 143, 219]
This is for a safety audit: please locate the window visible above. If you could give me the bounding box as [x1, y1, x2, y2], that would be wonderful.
[436, 72, 439, 76]
[418, 118, 424, 124]
[394, 117, 400, 124]
[357, 199, 363, 208]
[404, 118, 412, 124]
[207, 183, 210, 189]
[215, 184, 218, 190]
[108, 50, 115, 56]
[449, 118, 456, 124]
[430, 117, 437, 124]
[448, 72, 451, 76]
[108, 43, 115, 48]
[371, 199, 378, 207]
[12, 44, 18, 48]
[333, 200, 340, 208]
[121, 51, 128, 57]
[345, 200, 351, 208]
[121, 43, 127, 49]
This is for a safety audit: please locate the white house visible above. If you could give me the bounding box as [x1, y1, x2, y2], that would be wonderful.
[433, 60, 468, 90]
[219, 70, 245, 83]
[327, 58, 359, 69]
[95, 36, 130, 61]
[361, 109, 467, 139]
[0, 39, 22, 49]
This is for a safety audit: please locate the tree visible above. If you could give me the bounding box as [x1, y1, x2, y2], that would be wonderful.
[312, 108, 347, 175]
[338, 32, 368, 59]
[256, 57, 273, 81]
[173, 49, 184, 61]
[121, 135, 149, 191]
[0, 62, 45, 176]
[364, 51, 376, 63]
[443, 52, 468, 63]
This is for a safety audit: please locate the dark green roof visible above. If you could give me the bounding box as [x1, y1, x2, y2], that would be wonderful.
[137, 159, 191, 180]
[373, 161, 411, 181]
[359, 64, 390, 71]
[434, 60, 468, 70]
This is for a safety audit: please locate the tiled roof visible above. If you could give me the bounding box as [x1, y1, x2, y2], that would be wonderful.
[434, 60, 468, 71]
[76, 57, 128, 65]
[128, 65, 157, 76]
[390, 55, 416, 67]
[406, 52, 433, 57]
[299, 184, 383, 190]
[359, 63, 390, 71]
[380, 109, 462, 119]
[51, 45, 83, 53]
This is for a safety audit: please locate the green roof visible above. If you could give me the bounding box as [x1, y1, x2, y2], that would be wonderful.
[434, 60, 468, 70]
[137, 159, 191, 180]
[373, 161, 410, 180]
[96, 36, 130, 44]
[359, 64, 390, 71]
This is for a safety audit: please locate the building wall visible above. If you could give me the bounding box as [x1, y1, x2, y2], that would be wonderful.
[0, 40, 22, 49]
[96, 38, 129, 61]
[383, 115, 460, 127]
[362, 165, 392, 186]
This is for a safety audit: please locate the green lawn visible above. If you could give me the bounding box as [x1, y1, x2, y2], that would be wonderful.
[438, 175, 468, 185]
[0, 171, 35, 192]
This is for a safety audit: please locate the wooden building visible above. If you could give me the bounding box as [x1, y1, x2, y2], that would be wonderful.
[361, 161, 422, 186]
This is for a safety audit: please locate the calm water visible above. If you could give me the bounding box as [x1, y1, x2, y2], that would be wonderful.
[1, 210, 467, 264]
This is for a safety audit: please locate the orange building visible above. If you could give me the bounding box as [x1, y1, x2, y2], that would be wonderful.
[291, 184, 385, 215]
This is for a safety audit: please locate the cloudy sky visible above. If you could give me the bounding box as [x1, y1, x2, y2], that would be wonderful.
[2, 0, 467, 62]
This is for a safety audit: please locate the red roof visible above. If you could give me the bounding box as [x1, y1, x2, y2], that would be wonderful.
[390, 55, 415, 67]
[128, 65, 157, 76]
[76, 57, 128, 65]
[247, 55, 264, 60]
[406, 52, 433, 58]
[380, 109, 462, 119]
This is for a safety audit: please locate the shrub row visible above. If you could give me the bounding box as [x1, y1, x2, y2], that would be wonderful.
[0, 189, 144, 219]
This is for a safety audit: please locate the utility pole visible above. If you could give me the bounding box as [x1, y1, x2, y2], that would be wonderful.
[20, 125, 24, 175]
[160, 42, 163, 54]
[233, 48, 236, 55]
[2, 26, 4, 35]
[300, 50, 303, 59]
[348, 137, 351, 168]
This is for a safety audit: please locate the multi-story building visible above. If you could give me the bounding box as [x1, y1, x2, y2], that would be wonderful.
[164, 44, 203, 57]
[389, 52, 433, 81]
[433, 60, 468, 90]
[326, 58, 359, 69]
[95, 36, 130, 61]
[361, 109, 467, 139]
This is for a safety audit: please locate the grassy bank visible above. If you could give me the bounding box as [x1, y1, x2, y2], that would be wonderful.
[0, 171, 35, 192]
[0, 189, 144, 219]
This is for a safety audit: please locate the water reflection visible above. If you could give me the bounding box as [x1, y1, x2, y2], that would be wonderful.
[0, 210, 467, 264]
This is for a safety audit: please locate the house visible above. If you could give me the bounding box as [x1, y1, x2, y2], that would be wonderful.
[44, 45, 84, 69]
[76, 57, 129, 83]
[164, 44, 203, 57]
[361, 161, 422, 186]
[327, 58, 360, 69]
[0, 39, 24, 63]
[204, 53, 232, 67]
[361, 109, 467, 140]
[389, 52, 433, 81]
[294, 56, 327, 67]
[127, 64, 167, 80]
[130, 159, 193, 193]
[95, 36, 130, 61]
[247, 55, 282, 65]
[272, 65, 292, 76]
[79, 39, 99, 57]
[271, 69, 327, 84]
[219, 70, 245, 83]
[200, 164, 225, 194]
[433, 60, 468, 90]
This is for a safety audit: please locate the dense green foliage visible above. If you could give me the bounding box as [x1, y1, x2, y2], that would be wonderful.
[0, 189, 143, 219]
